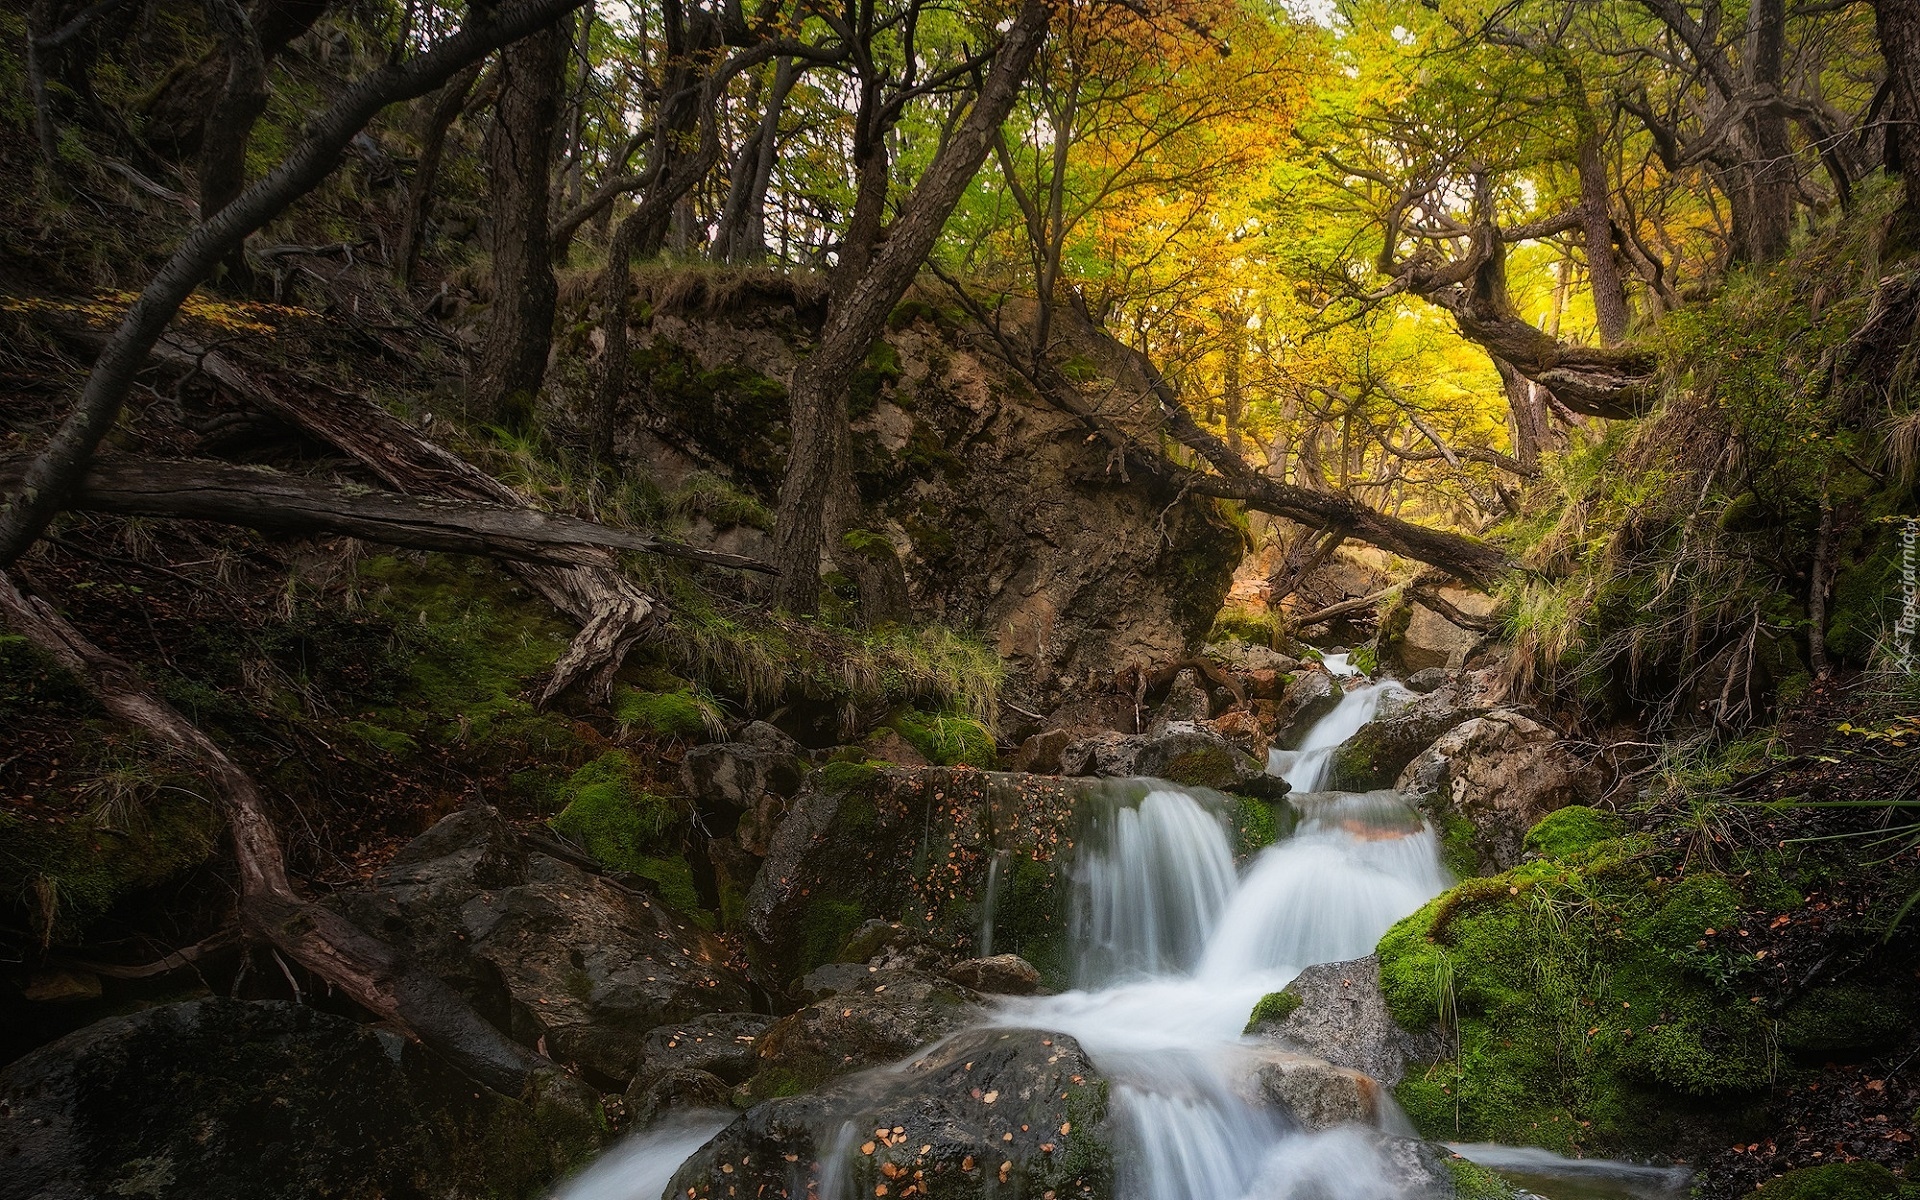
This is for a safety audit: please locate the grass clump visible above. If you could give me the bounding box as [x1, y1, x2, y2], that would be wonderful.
[613, 683, 726, 740]
[667, 471, 772, 531]
[890, 708, 997, 768]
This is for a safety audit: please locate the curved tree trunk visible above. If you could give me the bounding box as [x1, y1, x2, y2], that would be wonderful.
[395, 61, 485, 286]
[771, 0, 1052, 611]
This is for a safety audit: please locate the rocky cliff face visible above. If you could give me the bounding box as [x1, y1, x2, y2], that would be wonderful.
[562, 282, 1243, 701]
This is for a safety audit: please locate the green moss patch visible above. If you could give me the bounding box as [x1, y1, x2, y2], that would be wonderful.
[1523, 806, 1626, 860]
[1244, 989, 1302, 1032]
[1758, 1163, 1920, 1200]
[890, 708, 997, 768]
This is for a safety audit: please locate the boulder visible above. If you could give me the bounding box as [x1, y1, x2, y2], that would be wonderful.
[947, 954, 1043, 995]
[671, 1026, 1114, 1200]
[1376, 589, 1497, 676]
[1275, 672, 1342, 747]
[1145, 669, 1212, 733]
[680, 727, 806, 835]
[0, 998, 598, 1200]
[745, 769, 1089, 992]
[1009, 728, 1072, 774]
[1241, 1048, 1385, 1130]
[627, 1068, 734, 1127]
[1326, 685, 1487, 792]
[1397, 710, 1607, 871]
[628, 1012, 774, 1091]
[1062, 725, 1265, 791]
[1245, 955, 1443, 1088]
[1207, 642, 1304, 676]
[862, 728, 933, 767]
[741, 969, 986, 1102]
[325, 808, 752, 1087]
[1404, 668, 1449, 694]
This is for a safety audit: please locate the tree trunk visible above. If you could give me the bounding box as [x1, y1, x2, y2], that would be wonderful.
[0, 453, 774, 572]
[771, 0, 1053, 611]
[1874, 0, 1920, 225]
[395, 62, 484, 286]
[0, 0, 596, 569]
[1495, 357, 1548, 471]
[1741, 0, 1796, 261]
[713, 57, 797, 263]
[1575, 132, 1630, 344]
[472, 19, 569, 429]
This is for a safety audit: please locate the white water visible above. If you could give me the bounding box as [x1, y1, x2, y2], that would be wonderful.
[1268, 674, 1409, 791]
[552, 672, 1676, 1200]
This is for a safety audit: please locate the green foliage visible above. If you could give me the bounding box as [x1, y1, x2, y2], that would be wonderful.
[546, 752, 680, 874]
[667, 471, 773, 531]
[1209, 608, 1286, 649]
[1349, 645, 1379, 676]
[1377, 834, 1784, 1153]
[1758, 1163, 1920, 1200]
[1444, 1159, 1522, 1200]
[1522, 806, 1625, 860]
[613, 684, 725, 740]
[890, 708, 997, 768]
[1244, 989, 1302, 1031]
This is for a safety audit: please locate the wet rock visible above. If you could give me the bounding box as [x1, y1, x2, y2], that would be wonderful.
[948, 954, 1043, 995]
[1397, 710, 1607, 871]
[1063, 726, 1264, 791]
[0, 998, 597, 1200]
[1207, 641, 1304, 677]
[1276, 671, 1341, 747]
[631, 1012, 774, 1089]
[681, 728, 807, 834]
[1245, 955, 1442, 1088]
[1242, 1047, 1384, 1129]
[1376, 588, 1497, 676]
[1327, 685, 1487, 792]
[746, 768, 1087, 992]
[326, 807, 752, 1088]
[1009, 728, 1072, 774]
[628, 1068, 734, 1126]
[672, 1026, 1114, 1200]
[1404, 667, 1449, 694]
[742, 969, 986, 1101]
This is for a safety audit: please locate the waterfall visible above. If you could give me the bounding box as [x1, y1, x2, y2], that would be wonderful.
[550, 667, 1677, 1200]
[1267, 676, 1408, 792]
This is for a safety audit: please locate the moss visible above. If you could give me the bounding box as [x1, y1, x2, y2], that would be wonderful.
[1377, 842, 1781, 1155]
[1523, 806, 1626, 860]
[1034, 1079, 1116, 1199]
[612, 685, 718, 739]
[1777, 983, 1916, 1054]
[344, 720, 419, 757]
[1757, 1163, 1920, 1200]
[546, 751, 679, 874]
[1158, 745, 1240, 790]
[1232, 797, 1285, 856]
[891, 708, 997, 768]
[1210, 609, 1285, 649]
[799, 898, 868, 975]
[847, 341, 903, 419]
[1433, 806, 1484, 879]
[622, 339, 790, 492]
[1445, 1158, 1523, 1200]
[815, 760, 880, 793]
[1349, 644, 1380, 676]
[984, 852, 1072, 989]
[1244, 989, 1303, 1032]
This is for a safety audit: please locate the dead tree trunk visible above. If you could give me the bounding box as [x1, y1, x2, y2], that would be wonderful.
[0, 570, 581, 1102]
[771, 0, 1052, 611]
[472, 19, 569, 428]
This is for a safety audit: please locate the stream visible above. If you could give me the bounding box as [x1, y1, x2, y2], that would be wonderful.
[555, 669, 1690, 1200]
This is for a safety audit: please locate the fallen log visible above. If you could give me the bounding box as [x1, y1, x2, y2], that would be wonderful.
[0, 454, 774, 573]
[0, 569, 575, 1101]
[1289, 586, 1398, 630]
[148, 333, 663, 704]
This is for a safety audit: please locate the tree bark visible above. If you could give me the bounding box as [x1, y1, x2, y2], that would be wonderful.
[472, 19, 570, 429]
[1873, 0, 1920, 225]
[771, 0, 1052, 612]
[395, 61, 485, 286]
[713, 57, 798, 262]
[0, 570, 583, 1102]
[0, 0, 597, 568]
[0, 454, 774, 572]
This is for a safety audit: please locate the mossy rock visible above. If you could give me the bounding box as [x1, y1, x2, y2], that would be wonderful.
[612, 685, 716, 739]
[1244, 988, 1302, 1032]
[1445, 1158, 1524, 1200]
[546, 752, 681, 878]
[1523, 805, 1625, 860]
[889, 708, 997, 768]
[1377, 842, 1783, 1156]
[1758, 1163, 1920, 1199]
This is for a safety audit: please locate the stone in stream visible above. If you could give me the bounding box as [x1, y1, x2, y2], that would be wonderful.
[323, 807, 752, 1088]
[1060, 725, 1266, 791]
[947, 954, 1043, 995]
[1243, 955, 1444, 1088]
[1326, 683, 1489, 792]
[740, 969, 986, 1104]
[1238, 1046, 1385, 1129]
[0, 998, 600, 1200]
[671, 1026, 1115, 1200]
[1397, 709, 1608, 872]
[1275, 670, 1343, 747]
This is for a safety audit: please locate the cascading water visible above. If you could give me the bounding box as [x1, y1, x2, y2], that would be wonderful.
[1267, 675, 1408, 792]
[552, 666, 1681, 1200]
